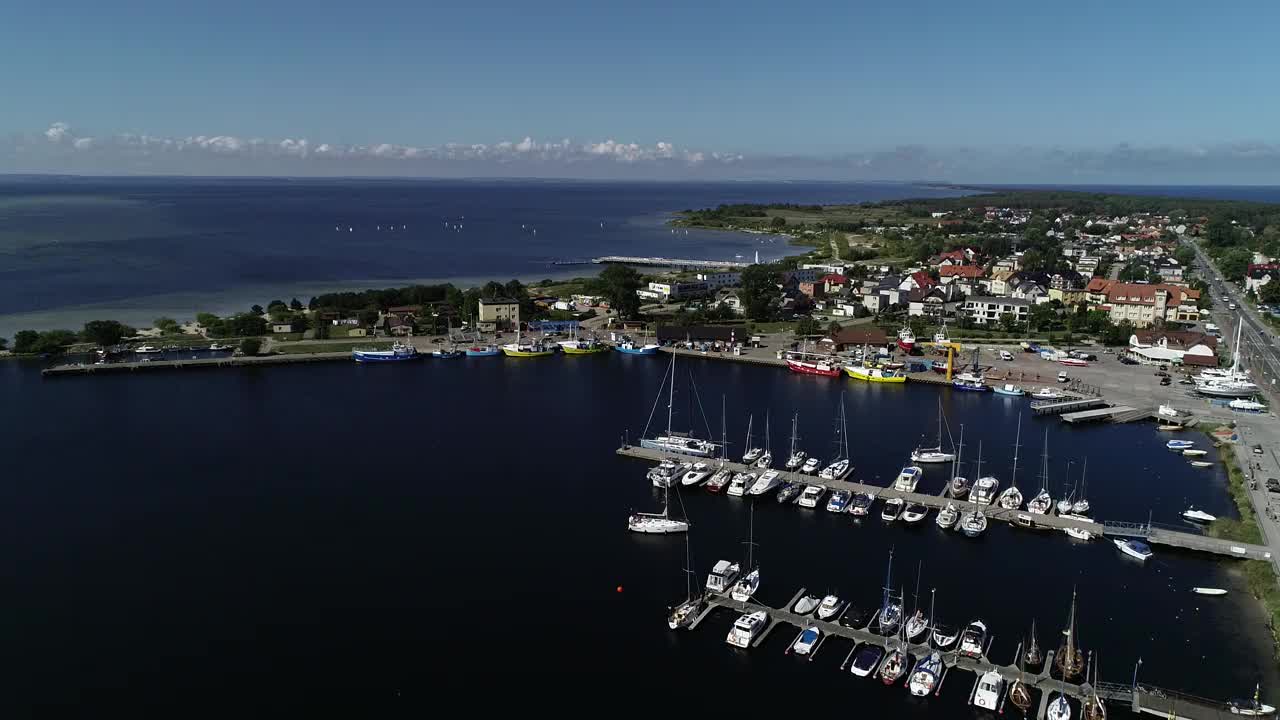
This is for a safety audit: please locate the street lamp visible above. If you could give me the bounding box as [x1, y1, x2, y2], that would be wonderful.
[1132, 656, 1144, 689]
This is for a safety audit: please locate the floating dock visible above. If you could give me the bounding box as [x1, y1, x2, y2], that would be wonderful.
[618, 445, 1273, 561]
[1061, 405, 1137, 423]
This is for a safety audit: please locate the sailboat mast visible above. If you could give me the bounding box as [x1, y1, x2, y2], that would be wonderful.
[720, 396, 728, 464]
[1040, 428, 1050, 492]
[790, 412, 799, 459]
[951, 424, 965, 483]
[1011, 413, 1022, 488]
[666, 353, 676, 436]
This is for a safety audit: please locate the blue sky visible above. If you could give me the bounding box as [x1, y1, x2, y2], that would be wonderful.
[3, 0, 1280, 181]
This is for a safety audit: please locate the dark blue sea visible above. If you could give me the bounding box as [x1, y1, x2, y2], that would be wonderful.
[4, 353, 1275, 709]
[0, 178, 966, 338]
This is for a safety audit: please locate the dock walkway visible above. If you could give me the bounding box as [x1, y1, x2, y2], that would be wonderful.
[42, 351, 351, 376]
[618, 445, 1273, 561]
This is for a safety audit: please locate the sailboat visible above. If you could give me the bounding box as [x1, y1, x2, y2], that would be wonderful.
[879, 607, 910, 686]
[784, 413, 807, 470]
[1057, 463, 1078, 515]
[997, 414, 1025, 510]
[1025, 618, 1043, 667]
[903, 563, 929, 641]
[1027, 429, 1055, 515]
[1072, 458, 1092, 514]
[948, 424, 970, 499]
[742, 415, 762, 464]
[639, 354, 716, 457]
[912, 401, 956, 463]
[1054, 588, 1085, 680]
[1082, 652, 1107, 720]
[877, 550, 903, 636]
[667, 531, 707, 629]
[754, 414, 773, 469]
[969, 441, 1000, 505]
[1196, 322, 1259, 397]
[1009, 640, 1034, 712]
[705, 398, 734, 493]
[627, 480, 689, 534]
[930, 588, 958, 649]
[819, 396, 852, 479]
[729, 503, 761, 602]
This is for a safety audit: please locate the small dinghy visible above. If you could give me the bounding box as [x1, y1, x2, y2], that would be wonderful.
[1190, 461, 1214, 468]
[793, 594, 821, 615]
[936, 502, 959, 529]
[1183, 449, 1208, 457]
[902, 502, 928, 524]
[1166, 439, 1195, 451]
[881, 497, 904, 522]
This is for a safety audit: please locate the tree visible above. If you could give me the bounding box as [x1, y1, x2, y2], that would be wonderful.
[14, 329, 77, 354]
[1102, 319, 1135, 346]
[998, 312, 1022, 334]
[594, 265, 642, 319]
[82, 320, 132, 347]
[1260, 280, 1280, 305]
[794, 316, 821, 337]
[154, 317, 180, 334]
[13, 330, 39, 353]
[1174, 245, 1197, 268]
[1118, 262, 1150, 282]
[770, 216, 787, 229]
[1204, 216, 1241, 247]
[0, 337, 6, 352]
[196, 312, 220, 328]
[1029, 302, 1059, 332]
[827, 320, 842, 337]
[289, 298, 303, 311]
[290, 314, 309, 333]
[239, 337, 262, 356]
[739, 263, 780, 321]
[251, 304, 265, 316]
[1217, 247, 1252, 281]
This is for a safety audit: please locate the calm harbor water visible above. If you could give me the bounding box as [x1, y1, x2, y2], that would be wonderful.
[0, 178, 965, 338]
[4, 353, 1275, 705]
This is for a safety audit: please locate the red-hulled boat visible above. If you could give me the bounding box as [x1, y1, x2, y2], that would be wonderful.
[785, 351, 841, 377]
[897, 325, 916, 353]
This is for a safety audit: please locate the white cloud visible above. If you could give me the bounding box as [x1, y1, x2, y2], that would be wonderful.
[72, 137, 94, 150]
[44, 122, 73, 143]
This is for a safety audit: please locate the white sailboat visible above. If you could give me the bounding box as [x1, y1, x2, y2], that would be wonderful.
[912, 401, 956, 463]
[754, 414, 773, 469]
[741, 415, 762, 464]
[1196, 323, 1259, 398]
[729, 503, 761, 602]
[1071, 458, 1091, 514]
[948, 424, 970, 499]
[1027, 428, 1054, 515]
[639, 353, 716, 457]
[819, 396, 852, 479]
[784, 412, 807, 470]
[997, 415, 1024, 510]
[667, 531, 706, 630]
[627, 477, 689, 534]
[706, 398, 734, 492]
[969, 441, 999, 505]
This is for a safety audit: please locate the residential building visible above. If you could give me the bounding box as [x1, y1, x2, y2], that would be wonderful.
[696, 271, 742, 288]
[1011, 281, 1047, 302]
[907, 284, 964, 317]
[646, 281, 710, 300]
[963, 296, 1031, 325]
[271, 321, 294, 334]
[1127, 329, 1218, 367]
[820, 273, 848, 294]
[988, 270, 1017, 296]
[900, 270, 937, 292]
[478, 297, 520, 327]
[1048, 286, 1088, 306]
[800, 262, 846, 277]
[798, 280, 823, 299]
[785, 268, 821, 284]
[1101, 281, 1201, 327]
[1153, 259, 1184, 283]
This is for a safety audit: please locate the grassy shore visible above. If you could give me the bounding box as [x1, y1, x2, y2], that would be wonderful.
[1206, 448, 1265, 545]
[269, 340, 392, 355]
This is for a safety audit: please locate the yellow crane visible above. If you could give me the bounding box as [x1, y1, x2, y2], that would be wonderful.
[917, 341, 964, 380]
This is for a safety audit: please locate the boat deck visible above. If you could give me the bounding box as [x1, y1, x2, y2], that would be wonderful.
[617, 444, 1274, 561]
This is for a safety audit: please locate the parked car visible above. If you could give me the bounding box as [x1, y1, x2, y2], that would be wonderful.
[999, 350, 1014, 361]
[1160, 377, 1171, 386]
[1254, 444, 1265, 455]
[1266, 478, 1280, 493]
[1057, 371, 1069, 383]
[1154, 370, 1169, 377]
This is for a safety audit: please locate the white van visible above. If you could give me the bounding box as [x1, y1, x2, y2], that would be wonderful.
[999, 350, 1014, 361]
[1229, 303, 1237, 311]
[1057, 371, 1069, 383]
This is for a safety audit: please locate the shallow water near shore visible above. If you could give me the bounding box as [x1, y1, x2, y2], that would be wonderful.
[4, 352, 1276, 705]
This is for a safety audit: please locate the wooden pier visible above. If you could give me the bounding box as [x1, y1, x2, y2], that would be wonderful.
[618, 444, 1274, 561]
[593, 255, 751, 270]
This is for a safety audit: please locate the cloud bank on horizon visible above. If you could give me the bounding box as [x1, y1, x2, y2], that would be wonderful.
[7, 122, 1280, 184]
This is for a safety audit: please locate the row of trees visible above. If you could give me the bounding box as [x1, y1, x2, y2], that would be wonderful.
[9, 319, 137, 354]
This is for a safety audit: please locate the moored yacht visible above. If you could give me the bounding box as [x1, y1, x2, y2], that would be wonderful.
[817, 594, 842, 621]
[800, 457, 821, 474]
[726, 610, 768, 648]
[747, 469, 782, 496]
[1182, 507, 1217, 523]
[642, 434, 717, 458]
[705, 560, 740, 594]
[850, 644, 884, 677]
[881, 497, 904, 522]
[1114, 538, 1153, 561]
[681, 462, 711, 486]
[912, 402, 956, 463]
[798, 484, 827, 508]
[909, 652, 945, 696]
[902, 502, 928, 523]
[793, 594, 821, 615]
[726, 472, 754, 497]
[970, 476, 999, 505]
[827, 489, 851, 513]
[785, 451, 807, 470]
[936, 502, 959, 528]
[775, 481, 801, 504]
[959, 619, 988, 658]
[893, 466, 923, 493]
[792, 626, 822, 655]
[1166, 439, 1195, 451]
[819, 458, 851, 480]
[849, 491, 875, 516]
[973, 669, 1005, 710]
[959, 510, 987, 537]
[705, 466, 732, 493]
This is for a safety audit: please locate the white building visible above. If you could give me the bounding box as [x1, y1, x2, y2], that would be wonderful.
[645, 281, 710, 300]
[696, 272, 742, 288]
[963, 296, 1031, 325]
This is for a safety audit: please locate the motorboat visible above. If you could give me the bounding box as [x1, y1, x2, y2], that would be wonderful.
[1032, 387, 1064, 400]
[893, 466, 923, 493]
[902, 502, 928, 524]
[705, 467, 732, 493]
[432, 346, 465, 358]
[615, 339, 659, 355]
[747, 470, 782, 496]
[994, 383, 1026, 396]
[1230, 399, 1268, 413]
[936, 502, 959, 529]
[775, 481, 802, 504]
[827, 489, 851, 513]
[134, 345, 162, 354]
[931, 623, 958, 649]
[1062, 517, 1093, 541]
[970, 476, 999, 505]
[705, 560, 740, 594]
[1183, 449, 1208, 457]
[465, 344, 502, 357]
[730, 568, 761, 602]
[1228, 701, 1276, 717]
[909, 652, 945, 697]
[973, 669, 1005, 710]
[500, 338, 557, 357]
[1047, 693, 1072, 720]
[785, 450, 808, 470]
[353, 342, 419, 362]
[959, 510, 987, 537]
[641, 434, 717, 458]
[647, 460, 677, 488]
[850, 644, 884, 677]
[793, 594, 821, 615]
[881, 497, 904, 522]
[1158, 403, 1180, 418]
[819, 458, 851, 480]
[741, 446, 763, 464]
[798, 484, 827, 508]
[951, 376, 988, 391]
[754, 451, 773, 469]
[898, 324, 916, 352]
[726, 472, 754, 497]
[959, 620, 988, 657]
[849, 492, 875, 516]
[817, 594, 842, 621]
[800, 457, 821, 474]
[725, 610, 768, 648]
[1183, 507, 1217, 523]
[207, 342, 231, 351]
[949, 475, 970, 499]
[912, 448, 954, 463]
[792, 626, 822, 655]
[786, 352, 841, 377]
[1190, 461, 1214, 468]
[845, 363, 907, 383]
[681, 462, 711, 486]
[1114, 538, 1153, 561]
[1193, 587, 1228, 596]
[880, 646, 909, 685]
[1166, 439, 1195, 451]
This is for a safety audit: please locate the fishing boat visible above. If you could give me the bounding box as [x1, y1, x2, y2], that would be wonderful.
[615, 339, 659, 355]
[849, 491, 875, 516]
[845, 362, 908, 383]
[800, 457, 820, 474]
[1114, 538, 1153, 561]
[1166, 440, 1195, 451]
[432, 345, 464, 358]
[353, 341, 419, 362]
[817, 594, 842, 621]
[793, 594, 821, 615]
[726, 472, 753, 497]
[1054, 589, 1085, 681]
[936, 502, 959, 529]
[893, 466, 923, 493]
[1190, 460, 1213, 468]
[951, 375, 988, 391]
[559, 337, 609, 355]
[792, 626, 821, 655]
[897, 324, 916, 352]
[1032, 387, 1064, 400]
[798, 484, 827, 508]
[959, 619, 988, 658]
[850, 644, 884, 677]
[1183, 508, 1217, 523]
[785, 345, 841, 377]
[827, 489, 851, 513]
[680, 462, 711, 486]
[465, 343, 501, 356]
[775, 481, 801, 504]
[959, 509, 987, 537]
[500, 322, 558, 357]
[1193, 587, 1228, 596]
[912, 404, 956, 463]
[902, 503, 928, 524]
[881, 497, 904, 522]
[1047, 694, 1072, 720]
[729, 504, 761, 602]
[705, 560, 740, 594]
[973, 669, 1004, 711]
[747, 470, 781, 496]
[627, 473, 689, 534]
[994, 383, 1026, 396]
[725, 610, 768, 648]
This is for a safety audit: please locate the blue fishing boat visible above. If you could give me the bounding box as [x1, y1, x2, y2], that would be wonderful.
[465, 344, 501, 357]
[353, 342, 418, 363]
[615, 339, 659, 355]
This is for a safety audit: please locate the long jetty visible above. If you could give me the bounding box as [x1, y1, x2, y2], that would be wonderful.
[618, 444, 1273, 561]
[593, 255, 752, 270]
[41, 351, 351, 377]
[696, 588, 1249, 720]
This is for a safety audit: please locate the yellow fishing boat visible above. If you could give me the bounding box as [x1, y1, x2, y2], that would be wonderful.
[559, 340, 610, 355]
[844, 363, 907, 383]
